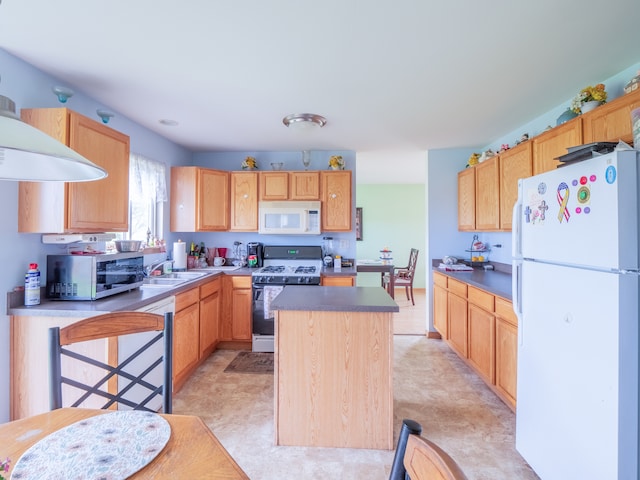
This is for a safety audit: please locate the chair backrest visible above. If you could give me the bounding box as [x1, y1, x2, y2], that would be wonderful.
[389, 419, 467, 480]
[402, 248, 419, 279]
[403, 434, 468, 480]
[49, 311, 173, 413]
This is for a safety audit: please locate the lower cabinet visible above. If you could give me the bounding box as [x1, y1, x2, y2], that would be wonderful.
[173, 287, 201, 391]
[220, 275, 252, 345]
[433, 271, 517, 410]
[199, 277, 221, 358]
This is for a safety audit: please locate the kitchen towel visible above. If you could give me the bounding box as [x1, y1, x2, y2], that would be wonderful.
[173, 241, 187, 270]
[263, 286, 284, 319]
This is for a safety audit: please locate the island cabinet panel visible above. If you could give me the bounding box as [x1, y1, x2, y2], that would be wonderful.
[19, 108, 130, 233]
[275, 310, 393, 450]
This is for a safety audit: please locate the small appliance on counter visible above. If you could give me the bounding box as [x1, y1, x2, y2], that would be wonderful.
[46, 252, 144, 300]
[246, 242, 263, 268]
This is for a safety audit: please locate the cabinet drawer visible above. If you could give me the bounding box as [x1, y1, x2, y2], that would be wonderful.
[468, 286, 494, 312]
[447, 278, 467, 298]
[175, 287, 199, 312]
[433, 272, 447, 288]
[495, 297, 517, 326]
[231, 276, 252, 289]
[200, 277, 221, 298]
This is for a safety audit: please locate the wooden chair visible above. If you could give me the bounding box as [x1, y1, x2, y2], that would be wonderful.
[48, 311, 173, 413]
[389, 419, 468, 480]
[385, 248, 419, 305]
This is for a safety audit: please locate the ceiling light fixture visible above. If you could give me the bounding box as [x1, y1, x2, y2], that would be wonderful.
[282, 113, 327, 130]
[0, 94, 107, 182]
[52, 85, 74, 103]
[96, 109, 114, 124]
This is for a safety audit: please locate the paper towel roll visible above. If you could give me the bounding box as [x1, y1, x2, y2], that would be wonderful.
[173, 241, 187, 270]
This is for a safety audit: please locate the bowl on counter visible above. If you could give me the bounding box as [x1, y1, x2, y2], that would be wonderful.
[114, 240, 142, 252]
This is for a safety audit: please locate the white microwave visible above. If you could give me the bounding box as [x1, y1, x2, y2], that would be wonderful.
[258, 200, 321, 235]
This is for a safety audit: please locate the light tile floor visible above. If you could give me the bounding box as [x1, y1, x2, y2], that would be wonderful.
[174, 334, 539, 480]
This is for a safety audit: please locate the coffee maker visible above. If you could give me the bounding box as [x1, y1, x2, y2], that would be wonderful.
[246, 242, 263, 268]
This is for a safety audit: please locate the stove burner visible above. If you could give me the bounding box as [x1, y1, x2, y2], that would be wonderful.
[295, 266, 317, 274]
[261, 265, 285, 273]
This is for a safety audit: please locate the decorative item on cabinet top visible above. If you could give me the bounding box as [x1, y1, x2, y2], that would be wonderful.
[571, 83, 607, 114]
[328, 155, 344, 170]
[242, 156, 257, 170]
[624, 71, 640, 95]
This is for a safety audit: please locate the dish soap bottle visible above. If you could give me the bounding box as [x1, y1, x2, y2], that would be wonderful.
[25, 263, 41, 306]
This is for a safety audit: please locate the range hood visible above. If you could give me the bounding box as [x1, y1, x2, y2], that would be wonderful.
[41, 233, 116, 244]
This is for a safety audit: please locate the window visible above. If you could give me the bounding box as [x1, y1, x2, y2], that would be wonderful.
[125, 154, 168, 245]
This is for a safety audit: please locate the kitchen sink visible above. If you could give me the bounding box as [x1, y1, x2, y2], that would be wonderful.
[142, 277, 186, 286]
[141, 270, 209, 289]
[161, 271, 208, 279]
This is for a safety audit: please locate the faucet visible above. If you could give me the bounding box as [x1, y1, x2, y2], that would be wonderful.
[145, 259, 174, 277]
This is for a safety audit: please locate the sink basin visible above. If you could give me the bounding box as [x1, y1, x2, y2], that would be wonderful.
[143, 277, 185, 286]
[162, 271, 208, 279]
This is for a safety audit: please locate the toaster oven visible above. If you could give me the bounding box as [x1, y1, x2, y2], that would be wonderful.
[46, 252, 144, 300]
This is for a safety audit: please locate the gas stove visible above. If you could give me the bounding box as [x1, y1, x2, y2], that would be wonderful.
[251, 245, 323, 285]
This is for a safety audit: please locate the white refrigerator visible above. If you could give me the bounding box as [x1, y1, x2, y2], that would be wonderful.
[512, 149, 639, 479]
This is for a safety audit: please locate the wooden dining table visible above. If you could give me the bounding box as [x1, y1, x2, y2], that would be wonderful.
[356, 260, 395, 298]
[0, 408, 249, 479]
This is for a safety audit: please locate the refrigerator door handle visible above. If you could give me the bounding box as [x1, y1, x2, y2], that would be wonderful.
[512, 260, 523, 345]
[512, 179, 523, 259]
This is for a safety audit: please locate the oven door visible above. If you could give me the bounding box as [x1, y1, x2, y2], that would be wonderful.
[252, 284, 284, 335]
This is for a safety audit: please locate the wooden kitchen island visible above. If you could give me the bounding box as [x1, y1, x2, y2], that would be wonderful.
[270, 286, 399, 450]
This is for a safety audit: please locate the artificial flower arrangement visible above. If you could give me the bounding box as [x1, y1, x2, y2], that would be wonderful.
[1, 457, 10, 480]
[571, 84, 607, 114]
[241, 156, 257, 170]
[328, 155, 344, 170]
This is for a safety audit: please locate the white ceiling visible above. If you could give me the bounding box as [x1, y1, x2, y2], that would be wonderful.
[0, 0, 639, 159]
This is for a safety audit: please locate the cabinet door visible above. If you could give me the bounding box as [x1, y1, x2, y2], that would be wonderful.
[457, 168, 475, 231]
[495, 298, 518, 408]
[19, 108, 130, 233]
[321, 171, 352, 231]
[232, 288, 252, 340]
[198, 169, 229, 230]
[260, 172, 289, 200]
[468, 304, 496, 384]
[433, 283, 448, 338]
[230, 172, 258, 231]
[447, 293, 468, 357]
[173, 300, 200, 387]
[199, 289, 220, 358]
[582, 88, 640, 145]
[290, 171, 320, 200]
[499, 142, 532, 231]
[532, 117, 582, 175]
[67, 111, 130, 231]
[475, 157, 501, 231]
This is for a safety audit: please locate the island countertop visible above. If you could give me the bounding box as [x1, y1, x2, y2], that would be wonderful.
[270, 286, 399, 313]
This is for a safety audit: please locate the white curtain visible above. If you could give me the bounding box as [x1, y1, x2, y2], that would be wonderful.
[129, 154, 168, 203]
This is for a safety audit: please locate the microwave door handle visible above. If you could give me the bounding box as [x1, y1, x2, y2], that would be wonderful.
[302, 210, 308, 232]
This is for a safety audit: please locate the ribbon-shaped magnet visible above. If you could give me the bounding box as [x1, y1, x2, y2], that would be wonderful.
[557, 182, 570, 223]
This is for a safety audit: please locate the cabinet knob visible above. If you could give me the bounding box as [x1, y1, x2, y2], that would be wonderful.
[331, 193, 337, 199]
[243, 194, 249, 199]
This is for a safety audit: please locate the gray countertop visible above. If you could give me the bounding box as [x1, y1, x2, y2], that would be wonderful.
[270, 286, 399, 313]
[434, 265, 512, 300]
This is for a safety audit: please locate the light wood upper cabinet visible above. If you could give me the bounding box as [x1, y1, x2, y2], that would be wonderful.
[259, 172, 289, 200]
[499, 141, 532, 230]
[19, 108, 130, 233]
[321, 170, 352, 231]
[170, 167, 229, 232]
[289, 171, 320, 200]
[532, 117, 582, 175]
[230, 171, 259, 231]
[582, 88, 640, 145]
[475, 157, 500, 231]
[457, 167, 475, 231]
